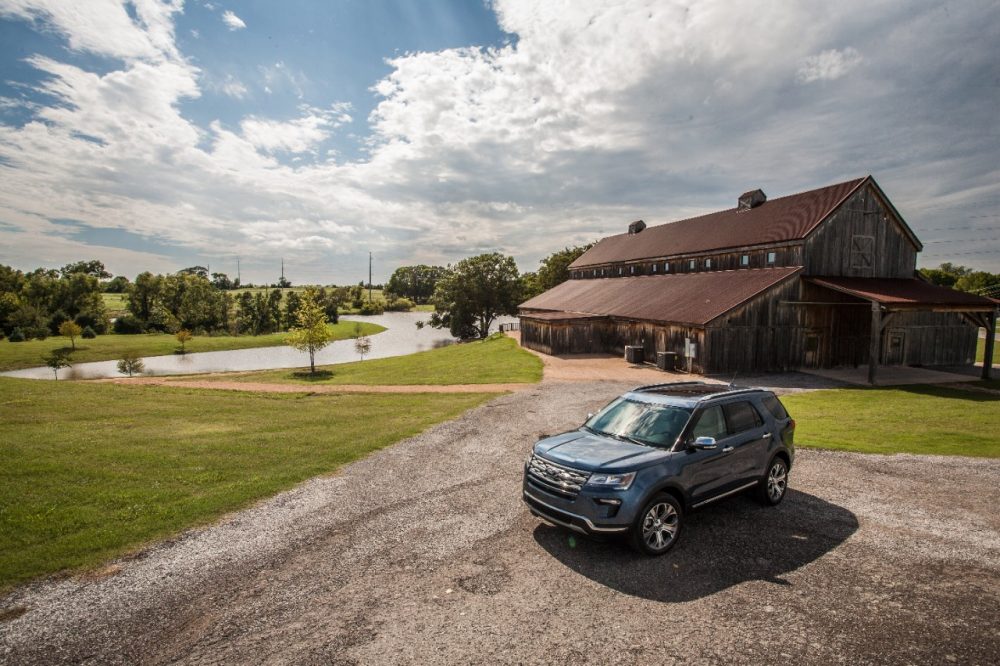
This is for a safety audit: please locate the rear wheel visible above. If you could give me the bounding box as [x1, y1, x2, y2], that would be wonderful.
[629, 493, 683, 556]
[757, 457, 789, 505]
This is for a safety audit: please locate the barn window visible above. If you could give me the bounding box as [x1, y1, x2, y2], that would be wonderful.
[740, 255, 749, 266]
[689, 260, 696, 269]
[664, 262, 670, 272]
[652, 264, 657, 273]
[705, 258, 712, 269]
[631, 265, 635, 274]
[767, 251, 776, 264]
[619, 267, 623, 275]
[850, 235, 875, 269]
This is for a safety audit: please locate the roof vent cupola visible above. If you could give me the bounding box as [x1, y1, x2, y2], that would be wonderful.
[628, 219, 646, 234]
[738, 189, 767, 211]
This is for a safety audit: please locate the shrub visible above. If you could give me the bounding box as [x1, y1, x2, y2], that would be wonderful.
[81, 326, 97, 339]
[48, 310, 69, 335]
[113, 314, 145, 334]
[358, 302, 384, 316]
[384, 295, 415, 312]
[8, 327, 25, 342]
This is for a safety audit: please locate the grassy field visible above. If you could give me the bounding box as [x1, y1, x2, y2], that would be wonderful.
[977, 335, 999, 365]
[0, 321, 385, 372]
[190, 335, 544, 386]
[0, 378, 497, 590]
[100, 292, 128, 316]
[782, 383, 1000, 457]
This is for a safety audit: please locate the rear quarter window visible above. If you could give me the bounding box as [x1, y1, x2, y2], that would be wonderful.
[723, 401, 761, 434]
[761, 394, 789, 420]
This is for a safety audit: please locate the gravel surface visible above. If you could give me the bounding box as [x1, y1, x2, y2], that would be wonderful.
[2, 380, 998, 665]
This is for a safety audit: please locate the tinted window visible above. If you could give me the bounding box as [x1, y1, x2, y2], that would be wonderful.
[723, 401, 761, 434]
[585, 399, 692, 448]
[691, 405, 726, 440]
[762, 394, 789, 420]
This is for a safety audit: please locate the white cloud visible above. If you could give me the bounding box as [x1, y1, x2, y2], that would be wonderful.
[0, 0, 998, 283]
[796, 47, 863, 83]
[221, 10, 245, 31]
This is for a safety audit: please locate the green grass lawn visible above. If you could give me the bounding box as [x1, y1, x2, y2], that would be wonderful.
[0, 321, 385, 372]
[100, 292, 128, 316]
[782, 383, 1000, 457]
[976, 335, 999, 365]
[0, 377, 497, 590]
[191, 334, 543, 386]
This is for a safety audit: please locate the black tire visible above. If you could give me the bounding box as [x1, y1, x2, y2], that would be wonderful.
[757, 456, 789, 506]
[629, 493, 683, 556]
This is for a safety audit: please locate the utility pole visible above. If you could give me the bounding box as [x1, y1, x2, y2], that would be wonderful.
[368, 251, 373, 302]
[237, 257, 241, 286]
[280, 257, 285, 290]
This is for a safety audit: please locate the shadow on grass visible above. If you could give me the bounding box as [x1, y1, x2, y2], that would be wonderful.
[889, 383, 1000, 402]
[533, 489, 858, 603]
[289, 370, 335, 381]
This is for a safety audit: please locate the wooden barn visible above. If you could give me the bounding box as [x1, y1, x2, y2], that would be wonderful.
[519, 176, 998, 381]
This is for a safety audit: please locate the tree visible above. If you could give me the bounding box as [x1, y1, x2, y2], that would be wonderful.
[535, 244, 594, 292]
[353, 322, 372, 360]
[60, 259, 111, 279]
[59, 320, 82, 350]
[285, 289, 334, 374]
[176, 329, 193, 354]
[429, 253, 522, 339]
[211, 272, 234, 290]
[44, 349, 72, 380]
[386, 265, 448, 304]
[955, 271, 1000, 295]
[103, 275, 130, 293]
[117, 353, 145, 378]
[178, 266, 209, 279]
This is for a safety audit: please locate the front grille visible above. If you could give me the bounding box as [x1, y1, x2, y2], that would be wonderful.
[526, 454, 590, 498]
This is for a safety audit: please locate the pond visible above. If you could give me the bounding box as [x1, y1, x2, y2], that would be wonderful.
[2, 312, 517, 381]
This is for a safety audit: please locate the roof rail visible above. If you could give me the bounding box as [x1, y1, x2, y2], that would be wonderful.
[630, 382, 765, 402]
[631, 381, 708, 392]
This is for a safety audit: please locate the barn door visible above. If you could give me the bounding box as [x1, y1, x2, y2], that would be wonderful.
[883, 330, 906, 365]
[804, 333, 821, 368]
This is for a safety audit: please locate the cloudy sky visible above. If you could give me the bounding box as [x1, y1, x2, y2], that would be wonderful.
[0, 0, 998, 285]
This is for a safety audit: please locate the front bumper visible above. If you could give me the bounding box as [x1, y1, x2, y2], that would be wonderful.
[522, 489, 630, 535]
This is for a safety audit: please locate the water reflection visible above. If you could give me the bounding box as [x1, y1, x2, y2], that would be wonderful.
[3, 312, 517, 381]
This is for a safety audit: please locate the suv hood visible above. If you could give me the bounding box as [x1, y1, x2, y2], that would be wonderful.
[534, 430, 668, 472]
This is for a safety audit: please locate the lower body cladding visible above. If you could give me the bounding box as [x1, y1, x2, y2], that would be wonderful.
[522, 476, 630, 536]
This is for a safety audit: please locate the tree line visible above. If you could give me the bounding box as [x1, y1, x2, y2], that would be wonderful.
[919, 263, 1000, 298]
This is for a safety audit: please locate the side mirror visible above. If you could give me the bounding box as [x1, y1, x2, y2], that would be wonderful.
[692, 436, 717, 450]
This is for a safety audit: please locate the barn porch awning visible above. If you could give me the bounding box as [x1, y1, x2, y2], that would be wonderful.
[806, 277, 997, 382]
[805, 277, 998, 312]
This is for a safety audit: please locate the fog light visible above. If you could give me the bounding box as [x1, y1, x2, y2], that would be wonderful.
[594, 498, 622, 506]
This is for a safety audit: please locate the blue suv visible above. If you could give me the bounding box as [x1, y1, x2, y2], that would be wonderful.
[523, 382, 795, 555]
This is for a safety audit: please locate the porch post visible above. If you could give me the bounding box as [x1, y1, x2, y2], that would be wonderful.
[983, 309, 997, 380]
[868, 302, 882, 385]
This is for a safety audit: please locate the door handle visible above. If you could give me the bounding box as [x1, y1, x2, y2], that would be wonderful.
[722, 446, 734, 453]
[761, 433, 772, 440]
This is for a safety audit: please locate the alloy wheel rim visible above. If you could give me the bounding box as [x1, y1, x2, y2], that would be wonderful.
[768, 462, 787, 501]
[641, 502, 678, 551]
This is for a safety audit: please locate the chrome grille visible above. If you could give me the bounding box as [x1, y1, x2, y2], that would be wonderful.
[526, 454, 590, 498]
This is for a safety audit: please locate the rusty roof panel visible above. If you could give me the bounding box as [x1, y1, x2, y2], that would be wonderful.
[520, 267, 802, 326]
[807, 277, 999, 308]
[570, 177, 867, 268]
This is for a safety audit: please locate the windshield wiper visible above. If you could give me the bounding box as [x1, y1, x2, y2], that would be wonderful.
[611, 432, 651, 447]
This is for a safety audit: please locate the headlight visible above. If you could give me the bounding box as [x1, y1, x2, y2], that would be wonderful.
[585, 471, 636, 490]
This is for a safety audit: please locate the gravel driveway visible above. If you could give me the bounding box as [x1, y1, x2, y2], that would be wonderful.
[2, 381, 999, 664]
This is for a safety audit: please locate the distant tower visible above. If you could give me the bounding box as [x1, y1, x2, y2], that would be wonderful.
[368, 251, 373, 302]
[281, 258, 285, 289]
[237, 257, 241, 285]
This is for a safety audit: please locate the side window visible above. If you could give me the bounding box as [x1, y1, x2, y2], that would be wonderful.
[691, 406, 727, 440]
[723, 401, 761, 434]
[761, 394, 789, 420]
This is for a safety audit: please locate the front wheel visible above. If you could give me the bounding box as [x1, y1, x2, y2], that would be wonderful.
[757, 457, 789, 505]
[629, 493, 683, 556]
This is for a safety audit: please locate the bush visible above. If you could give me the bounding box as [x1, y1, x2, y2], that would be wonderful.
[47, 310, 69, 335]
[75, 312, 109, 334]
[8, 327, 25, 342]
[358, 302, 384, 316]
[26, 327, 48, 341]
[81, 326, 97, 339]
[113, 314, 145, 334]
[384, 295, 415, 312]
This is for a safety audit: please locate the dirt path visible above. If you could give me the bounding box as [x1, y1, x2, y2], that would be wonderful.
[2, 380, 998, 664]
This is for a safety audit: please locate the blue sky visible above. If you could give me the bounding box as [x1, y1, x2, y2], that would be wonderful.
[0, 1, 998, 285]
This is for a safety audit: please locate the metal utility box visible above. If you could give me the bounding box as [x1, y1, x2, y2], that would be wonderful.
[624, 345, 644, 364]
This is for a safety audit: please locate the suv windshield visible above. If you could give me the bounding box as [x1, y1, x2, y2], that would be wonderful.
[584, 398, 692, 448]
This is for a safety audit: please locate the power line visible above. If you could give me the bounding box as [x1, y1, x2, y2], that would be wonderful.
[925, 237, 1000, 244]
[922, 249, 1000, 257]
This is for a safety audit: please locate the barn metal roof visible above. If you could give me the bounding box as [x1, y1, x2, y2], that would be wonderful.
[519, 311, 609, 322]
[570, 177, 868, 268]
[807, 277, 999, 310]
[519, 267, 802, 326]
